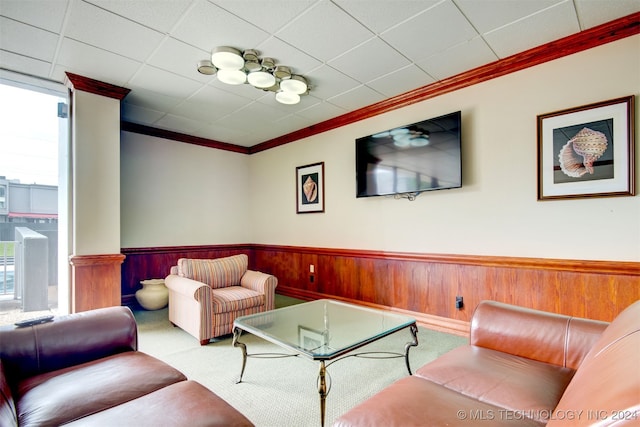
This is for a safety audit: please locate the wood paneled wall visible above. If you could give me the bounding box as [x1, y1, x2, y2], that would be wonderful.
[70, 254, 125, 312]
[121, 244, 639, 335]
[120, 245, 253, 307]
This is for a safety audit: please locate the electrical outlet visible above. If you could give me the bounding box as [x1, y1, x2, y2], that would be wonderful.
[310, 264, 315, 273]
[455, 296, 464, 310]
[310, 275, 314, 283]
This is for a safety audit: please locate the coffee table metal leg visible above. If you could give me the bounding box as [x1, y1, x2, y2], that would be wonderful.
[318, 360, 327, 427]
[232, 327, 247, 384]
[404, 324, 419, 375]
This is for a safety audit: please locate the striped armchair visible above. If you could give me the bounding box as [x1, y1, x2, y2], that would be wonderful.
[164, 254, 278, 345]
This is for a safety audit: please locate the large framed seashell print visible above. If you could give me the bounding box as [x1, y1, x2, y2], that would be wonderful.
[296, 162, 324, 213]
[537, 95, 635, 200]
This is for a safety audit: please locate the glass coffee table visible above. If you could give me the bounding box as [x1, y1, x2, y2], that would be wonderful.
[232, 299, 418, 426]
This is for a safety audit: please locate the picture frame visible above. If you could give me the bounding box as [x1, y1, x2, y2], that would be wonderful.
[537, 95, 635, 200]
[298, 325, 326, 351]
[296, 162, 324, 213]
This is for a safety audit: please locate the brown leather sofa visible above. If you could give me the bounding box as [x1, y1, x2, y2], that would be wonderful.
[334, 299, 639, 427]
[0, 306, 253, 427]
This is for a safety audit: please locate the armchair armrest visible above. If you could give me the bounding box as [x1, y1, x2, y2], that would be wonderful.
[470, 300, 608, 369]
[165, 274, 212, 302]
[0, 306, 137, 385]
[240, 270, 278, 310]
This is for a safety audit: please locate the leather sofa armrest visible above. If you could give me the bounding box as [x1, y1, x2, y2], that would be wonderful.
[0, 306, 137, 385]
[240, 270, 278, 310]
[0, 360, 17, 427]
[470, 300, 607, 368]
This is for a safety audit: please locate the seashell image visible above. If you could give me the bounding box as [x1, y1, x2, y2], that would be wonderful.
[303, 175, 318, 202]
[558, 127, 608, 178]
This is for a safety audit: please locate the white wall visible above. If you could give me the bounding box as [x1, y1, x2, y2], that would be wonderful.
[120, 36, 640, 262]
[73, 90, 122, 255]
[248, 36, 640, 262]
[120, 133, 251, 247]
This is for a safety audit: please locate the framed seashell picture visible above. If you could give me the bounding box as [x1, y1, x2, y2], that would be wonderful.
[296, 162, 325, 213]
[537, 95, 635, 200]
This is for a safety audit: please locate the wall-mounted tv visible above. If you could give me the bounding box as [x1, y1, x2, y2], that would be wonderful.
[356, 111, 462, 198]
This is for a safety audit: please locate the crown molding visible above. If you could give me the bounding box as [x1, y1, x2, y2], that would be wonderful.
[120, 122, 250, 154]
[64, 72, 130, 100]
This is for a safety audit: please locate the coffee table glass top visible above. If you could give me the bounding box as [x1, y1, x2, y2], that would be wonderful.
[234, 299, 416, 360]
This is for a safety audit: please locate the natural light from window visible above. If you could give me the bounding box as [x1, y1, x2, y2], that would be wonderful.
[0, 84, 61, 185]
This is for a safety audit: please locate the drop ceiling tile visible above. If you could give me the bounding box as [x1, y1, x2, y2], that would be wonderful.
[417, 37, 497, 81]
[222, 101, 286, 129]
[85, 0, 192, 33]
[333, 0, 441, 33]
[56, 38, 141, 86]
[212, 0, 317, 33]
[484, 0, 579, 58]
[0, 17, 59, 62]
[366, 64, 435, 98]
[147, 37, 211, 83]
[574, 0, 640, 29]
[170, 86, 248, 122]
[306, 64, 361, 99]
[275, 1, 373, 62]
[123, 86, 186, 112]
[194, 121, 250, 144]
[381, 0, 478, 62]
[295, 99, 348, 123]
[65, 1, 163, 60]
[121, 103, 166, 125]
[0, 0, 68, 32]
[274, 112, 316, 131]
[129, 65, 202, 99]
[329, 37, 411, 84]
[327, 84, 386, 111]
[455, 0, 562, 33]
[155, 113, 204, 134]
[255, 37, 322, 75]
[0, 50, 52, 79]
[207, 79, 267, 101]
[171, 0, 269, 52]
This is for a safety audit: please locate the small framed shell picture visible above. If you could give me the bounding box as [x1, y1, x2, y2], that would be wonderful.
[296, 162, 324, 213]
[537, 95, 635, 200]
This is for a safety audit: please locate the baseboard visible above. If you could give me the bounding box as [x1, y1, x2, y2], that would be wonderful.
[276, 286, 470, 338]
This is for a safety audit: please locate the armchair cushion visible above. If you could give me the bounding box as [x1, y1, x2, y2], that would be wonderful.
[212, 287, 264, 313]
[177, 254, 247, 289]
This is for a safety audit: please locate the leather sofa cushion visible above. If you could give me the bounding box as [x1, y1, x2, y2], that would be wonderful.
[16, 352, 186, 427]
[333, 375, 541, 427]
[415, 345, 575, 425]
[64, 380, 254, 427]
[178, 255, 248, 289]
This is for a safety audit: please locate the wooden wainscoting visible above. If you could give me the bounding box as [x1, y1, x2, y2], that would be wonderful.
[253, 245, 639, 335]
[120, 245, 252, 307]
[121, 244, 639, 335]
[69, 253, 126, 312]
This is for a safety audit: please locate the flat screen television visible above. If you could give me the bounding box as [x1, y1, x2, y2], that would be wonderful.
[356, 111, 462, 198]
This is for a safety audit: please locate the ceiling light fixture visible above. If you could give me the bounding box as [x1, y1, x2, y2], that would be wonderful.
[197, 60, 216, 75]
[198, 46, 310, 105]
[211, 46, 244, 70]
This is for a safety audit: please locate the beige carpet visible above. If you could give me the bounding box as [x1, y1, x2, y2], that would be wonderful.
[133, 296, 466, 427]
